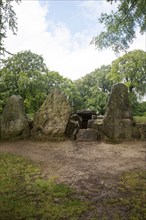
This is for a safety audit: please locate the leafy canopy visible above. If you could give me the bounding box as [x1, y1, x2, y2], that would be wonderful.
[110, 50, 146, 97]
[75, 65, 112, 114]
[0, 0, 21, 55]
[93, 0, 146, 53]
[0, 50, 48, 113]
[0, 50, 81, 114]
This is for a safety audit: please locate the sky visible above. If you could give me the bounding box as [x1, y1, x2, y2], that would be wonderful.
[4, 0, 146, 80]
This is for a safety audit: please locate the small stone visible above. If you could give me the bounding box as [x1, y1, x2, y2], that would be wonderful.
[76, 128, 98, 142]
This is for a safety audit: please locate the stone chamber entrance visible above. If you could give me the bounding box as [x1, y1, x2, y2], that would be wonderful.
[76, 110, 96, 129]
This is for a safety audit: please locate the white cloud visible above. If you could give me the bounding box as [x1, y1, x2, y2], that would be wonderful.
[4, 0, 48, 53]
[79, 0, 118, 21]
[129, 32, 146, 52]
[4, 0, 146, 81]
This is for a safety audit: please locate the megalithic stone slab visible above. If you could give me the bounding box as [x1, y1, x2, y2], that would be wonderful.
[32, 89, 72, 140]
[102, 83, 140, 141]
[1, 95, 30, 139]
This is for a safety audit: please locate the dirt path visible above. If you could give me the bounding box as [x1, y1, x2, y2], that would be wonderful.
[0, 140, 145, 192]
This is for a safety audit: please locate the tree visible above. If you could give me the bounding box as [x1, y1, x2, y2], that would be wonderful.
[41, 71, 82, 111]
[135, 101, 146, 116]
[75, 65, 112, 114]
[0, 50, 49, 113]
[0, 0, 21, 55]
[110, 50, 146, 98]
[93, 0, 146, 53]
[0, 50, 82, 114]
[92, 65, 113, 93]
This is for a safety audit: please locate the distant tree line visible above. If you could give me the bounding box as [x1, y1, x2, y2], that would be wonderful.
[0, 50, 146, 116]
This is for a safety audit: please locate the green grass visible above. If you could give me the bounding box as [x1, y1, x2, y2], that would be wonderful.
[134, 116, 146, 123]
[0, 153, 146, 220]
[101, 170, 146, 220]
[0, 153, 88, 220]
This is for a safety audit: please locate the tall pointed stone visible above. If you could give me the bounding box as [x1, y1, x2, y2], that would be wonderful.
[103, 83, 140, 141]
[32, 90, 72, 140]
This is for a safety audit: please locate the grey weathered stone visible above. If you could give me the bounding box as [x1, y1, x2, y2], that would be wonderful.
[87, 119, 99, 130]
[32, 90, 72, 140]
[1, 95, 30, 139]
[88, 116, 104, 130]
[66, 114, 81, 139]
[76, 128, 98, 142]
[103, 83, 140, 141]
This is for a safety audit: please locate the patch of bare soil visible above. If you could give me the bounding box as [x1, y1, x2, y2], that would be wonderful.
[0, 140, 145, 190]
[1, 140, 145, 218]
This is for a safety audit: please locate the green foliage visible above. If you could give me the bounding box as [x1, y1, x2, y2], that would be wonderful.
[0, 153, 88, 219]
[93, 0, 146, 53]
[0, 50, 48, 113]
[0, 0, 21, 55]
[44, 71, 82, 111]
[0, 50, 81, 114]
[75, 65, 112, 114]
[134, 115, 146, 123]
[1, 49, 145, 116]
[110, 49, 146, 98]
[132, 101, 146, 116]
[108, 49, 146, 115]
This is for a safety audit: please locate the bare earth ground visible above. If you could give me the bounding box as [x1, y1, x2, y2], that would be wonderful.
[0, 140, 145, 195]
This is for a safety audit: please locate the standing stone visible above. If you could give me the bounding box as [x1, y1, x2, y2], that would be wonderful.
[1, 95, 30, 139]
[32, 90, 72, 140]
[102, 83, 140, 141]
[65, 114, 81, 139]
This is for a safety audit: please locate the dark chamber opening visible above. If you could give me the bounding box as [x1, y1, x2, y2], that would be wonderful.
[76, 110, 96, 129]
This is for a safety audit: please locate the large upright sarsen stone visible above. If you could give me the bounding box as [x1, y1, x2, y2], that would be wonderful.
[102, 83, 140, 141]
[1, 95, 30, 139]
[32, 90, 72, 140]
